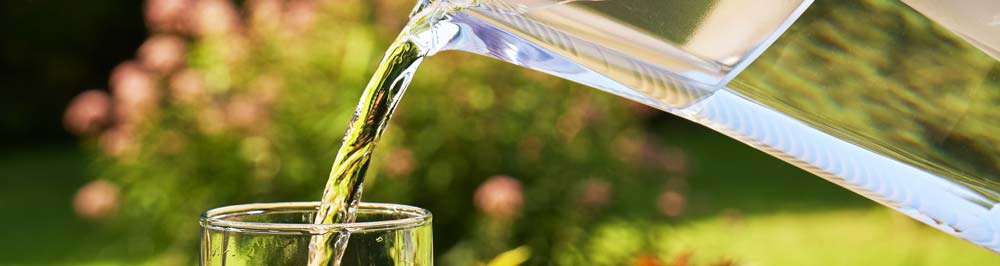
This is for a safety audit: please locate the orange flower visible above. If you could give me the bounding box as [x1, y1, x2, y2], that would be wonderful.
[632, 254, 663, 266]
[671, 250, 693, 266]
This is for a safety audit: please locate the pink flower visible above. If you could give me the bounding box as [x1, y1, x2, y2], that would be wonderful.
[197, 104, 226, 134]
[99, 125, 136, 158]
[580, 178, 611, 208]
[168, 69, 207, 104]
[247, 0, 282, 31]
[373, 0, 410, 34]
[284, 0, 318, 33]
[64, 90, 112, 135]
[625, 100, 660, 119]
[611, 131, 691, 174]
[657, 190, 686, 218]
[110, 61, 159, 123]
[474, 175, 523, 219]
[612, 131, 663, 166]
[612, 131, 645, 160]
[665, 177, 687, 192]
[192, 0, 240, 36]
[249, 74, 283, 105]
[73, 180, 120, 219]
[138, 34, 187, 74]
[225, 95, 269, 133]
[144, 0, 193, 32]
[660, 147, 689, 176]
[157, 130, 188, 155]
[384, 148, 415, 177]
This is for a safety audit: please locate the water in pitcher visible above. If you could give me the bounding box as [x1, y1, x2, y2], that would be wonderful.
[417, 0, 1000, 252]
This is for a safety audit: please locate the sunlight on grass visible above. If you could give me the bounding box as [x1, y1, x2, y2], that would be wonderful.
[648, 208, 999, 266]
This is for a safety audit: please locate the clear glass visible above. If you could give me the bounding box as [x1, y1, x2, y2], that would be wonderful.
[200, 202, 433, 266]
[410, 0, 1000, 253]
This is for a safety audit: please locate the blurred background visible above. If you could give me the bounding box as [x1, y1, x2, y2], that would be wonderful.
[1, 0, 998, 265]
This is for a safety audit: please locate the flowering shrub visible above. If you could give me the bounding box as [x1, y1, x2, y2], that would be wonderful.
[64, 0, 693, 265]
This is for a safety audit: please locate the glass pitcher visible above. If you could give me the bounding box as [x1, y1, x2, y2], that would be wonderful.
[406, 0, 1000, 253]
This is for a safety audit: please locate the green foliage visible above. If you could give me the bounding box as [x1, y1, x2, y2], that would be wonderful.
[85, 0, 677, 264]
[71, 0, 1000, 265]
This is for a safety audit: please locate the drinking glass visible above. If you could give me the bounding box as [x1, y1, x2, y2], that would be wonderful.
[200, 202, 433, 266]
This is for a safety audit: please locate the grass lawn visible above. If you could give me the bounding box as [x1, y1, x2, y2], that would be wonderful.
[0, 146, 138, 265]
[2, 133, 997, 265]
[643, 208, 999, 265]
[632, 121, 1000, 265]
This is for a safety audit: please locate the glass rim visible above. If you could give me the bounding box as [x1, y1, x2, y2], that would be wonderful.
[200, 202, 432, 235]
